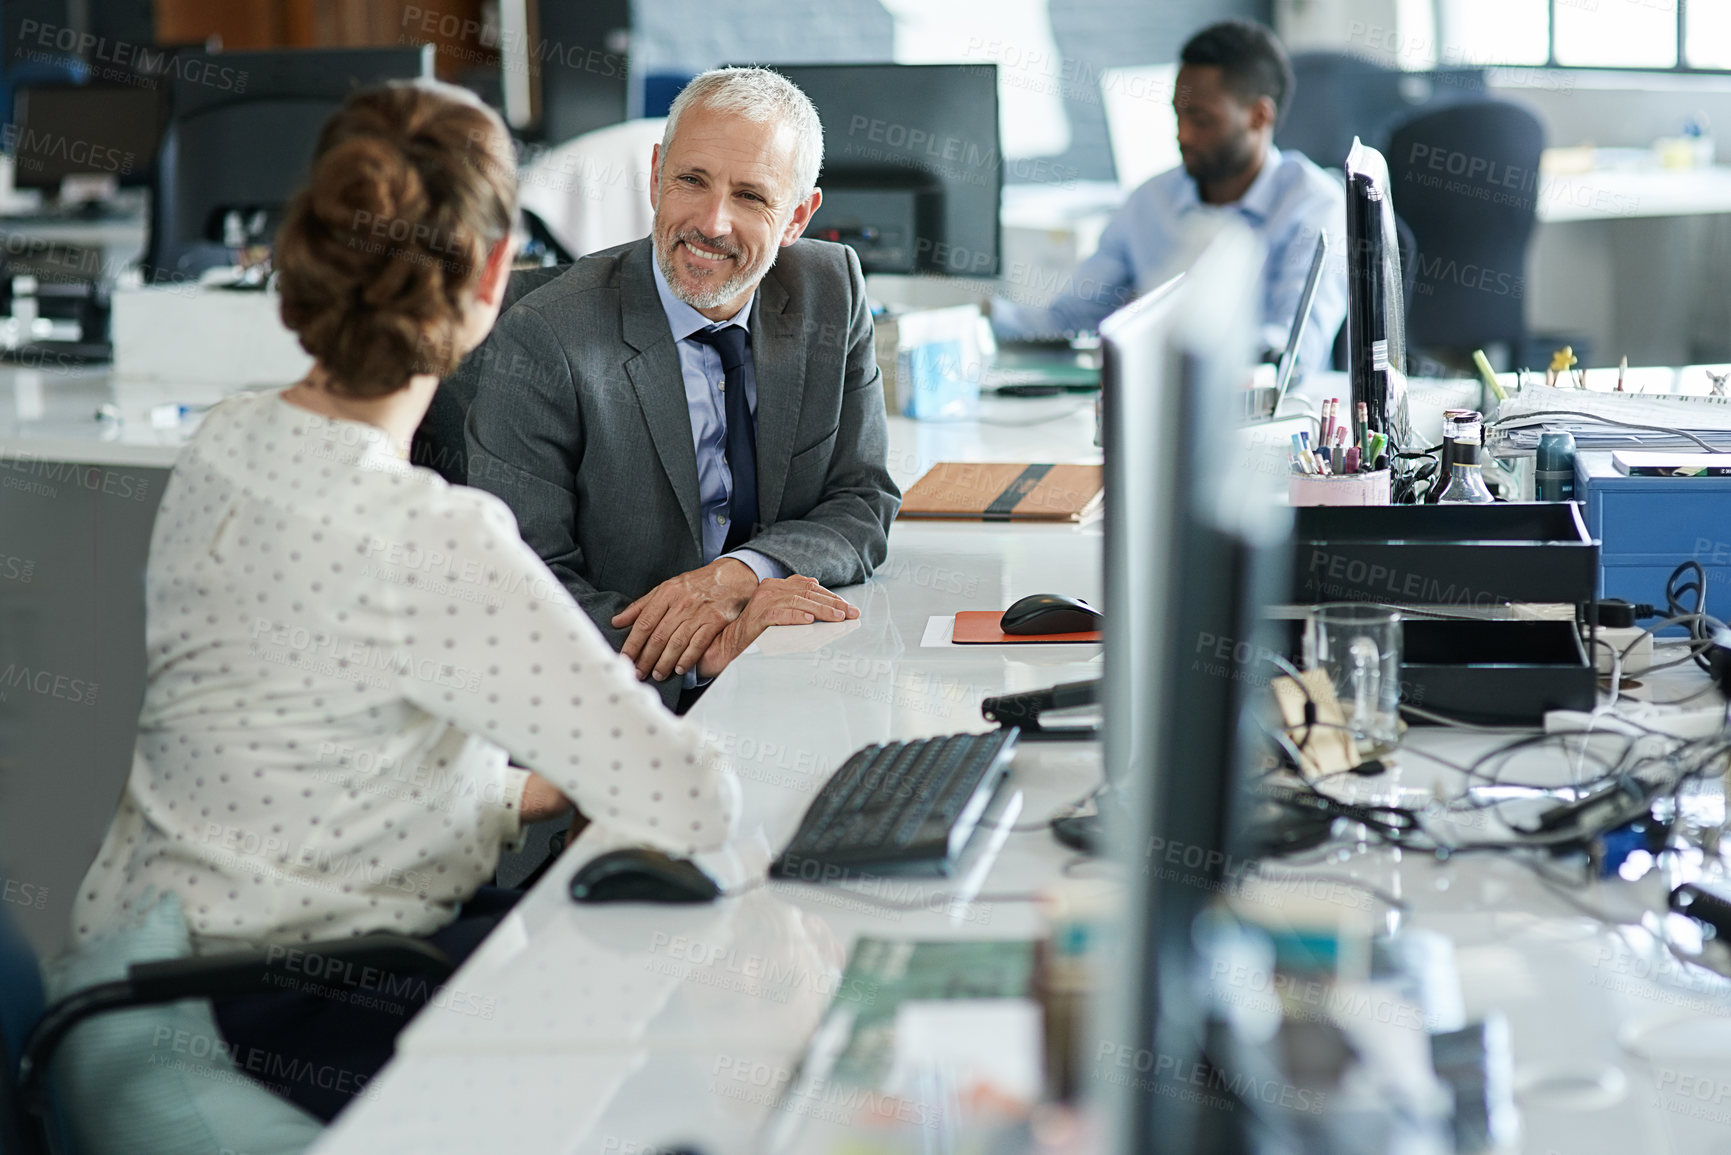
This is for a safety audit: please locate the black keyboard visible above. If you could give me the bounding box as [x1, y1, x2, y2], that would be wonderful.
[772, 729, 1019, 878]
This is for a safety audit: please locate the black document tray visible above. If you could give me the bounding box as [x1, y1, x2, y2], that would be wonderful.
[1400, 618, 1595, 726]
[1292, 503, 1598, 608]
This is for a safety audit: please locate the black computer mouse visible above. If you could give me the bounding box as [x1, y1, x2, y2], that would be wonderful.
[569, 848, 722, 904]
[1000, 593, 1102, 635]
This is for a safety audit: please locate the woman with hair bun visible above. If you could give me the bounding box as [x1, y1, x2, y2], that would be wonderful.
[70, 80, 840, 1122]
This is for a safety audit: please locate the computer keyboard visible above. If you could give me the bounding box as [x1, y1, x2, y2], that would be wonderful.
[772, 729, 1019, 878]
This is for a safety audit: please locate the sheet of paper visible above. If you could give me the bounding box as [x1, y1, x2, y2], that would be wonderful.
[884, 998, 1044, 1105]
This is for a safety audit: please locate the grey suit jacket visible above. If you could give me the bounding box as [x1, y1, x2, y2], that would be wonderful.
[464, 236, 900, 708]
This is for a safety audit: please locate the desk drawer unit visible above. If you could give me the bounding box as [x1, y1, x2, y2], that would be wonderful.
[1574, 451, 1731, 622]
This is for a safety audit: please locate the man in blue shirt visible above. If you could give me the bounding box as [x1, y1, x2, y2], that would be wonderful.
[993, 20, 1347, 378]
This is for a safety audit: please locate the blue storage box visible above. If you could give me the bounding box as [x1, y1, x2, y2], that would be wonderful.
[1574, 451, 1731, 627]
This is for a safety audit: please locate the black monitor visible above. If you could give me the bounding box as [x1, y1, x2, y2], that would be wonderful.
[1095, 222, 1293, 1154]
[144, 46, 434, 283]
[1344, 137, 1414, 453]
[9, 84, 162, 191]
[765, 63, 1000, 277]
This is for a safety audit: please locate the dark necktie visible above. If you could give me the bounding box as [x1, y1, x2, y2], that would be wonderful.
[687, 325, 758, 552]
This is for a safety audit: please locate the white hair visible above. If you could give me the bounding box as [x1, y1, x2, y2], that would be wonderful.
[661, 67, 824, 201]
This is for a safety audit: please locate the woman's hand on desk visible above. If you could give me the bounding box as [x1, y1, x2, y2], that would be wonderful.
[695, 576, 858, 680]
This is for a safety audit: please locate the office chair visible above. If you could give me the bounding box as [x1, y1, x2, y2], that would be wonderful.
[410, 264, 571, 487]
[144, 98, 336, 282]
[516, 118, 665, 259]
[142, 48, 432, 284]
[0, 892, 451, 1155]
[1387, 100, 1546, 363]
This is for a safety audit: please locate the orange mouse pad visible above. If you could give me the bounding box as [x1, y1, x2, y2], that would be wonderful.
[952, 610, 1104, 644]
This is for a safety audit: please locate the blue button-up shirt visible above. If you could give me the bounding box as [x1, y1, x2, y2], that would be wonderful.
[993, 145, 1348, 378]
[651, 257, 789, 583]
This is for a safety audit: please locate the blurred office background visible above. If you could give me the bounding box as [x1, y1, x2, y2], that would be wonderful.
[10, 0, 1731, 364]
[7, 0, 1731, 956]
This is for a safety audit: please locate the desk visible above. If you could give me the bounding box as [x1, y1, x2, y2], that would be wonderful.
[1527, 167, 1731, 369]
[291, 392, 1731, 1154]
[1536, 166, 1731, 225]
[9, 369, 1728, 1153]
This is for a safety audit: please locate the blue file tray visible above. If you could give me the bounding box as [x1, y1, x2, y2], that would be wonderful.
[1574, 451, 1731, 631]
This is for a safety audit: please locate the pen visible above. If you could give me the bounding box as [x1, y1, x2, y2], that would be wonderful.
[1318, 399, 1332, 449]
[1344, 446, 1360, 474]
[1617, 356, 1627, 392]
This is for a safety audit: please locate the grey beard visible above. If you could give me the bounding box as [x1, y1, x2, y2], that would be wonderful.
[654, 231, 775, 310]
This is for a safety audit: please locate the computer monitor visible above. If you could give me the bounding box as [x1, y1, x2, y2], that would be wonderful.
[144, 46, 434, 283]
[765, 63, 1000, 277]
[1344, 138, 1414, 453]
[9, 84, 163, 191]
[1095, 220, 1293, 1154]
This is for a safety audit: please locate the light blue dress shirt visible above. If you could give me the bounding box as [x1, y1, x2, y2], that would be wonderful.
[651, 257, 789, 583]
[993, 145, 1348, 379]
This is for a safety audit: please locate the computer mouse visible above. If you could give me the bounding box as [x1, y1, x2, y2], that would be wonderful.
[1000, 593, 1103, 635]
[569, 847, 722, 904]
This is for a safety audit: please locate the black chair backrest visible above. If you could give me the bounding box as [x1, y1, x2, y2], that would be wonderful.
[1387, 99, 1546, 352]
[412, 264, 572, 487]
[142, 47, 434, 284]
[144, 98, 339, 283]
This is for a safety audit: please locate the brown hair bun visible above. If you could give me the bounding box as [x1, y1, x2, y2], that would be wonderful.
[276, 81, 516, 398]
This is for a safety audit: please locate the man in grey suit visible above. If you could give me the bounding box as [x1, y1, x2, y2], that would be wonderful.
[465, 67, 900, 711]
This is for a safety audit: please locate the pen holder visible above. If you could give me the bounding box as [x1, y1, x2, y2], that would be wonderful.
[1289, 469, 1391, 507]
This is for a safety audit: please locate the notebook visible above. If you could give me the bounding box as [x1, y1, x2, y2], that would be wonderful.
[897, 462, 1103, 522]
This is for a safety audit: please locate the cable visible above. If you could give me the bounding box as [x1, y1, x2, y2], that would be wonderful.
[1245, 862, 1411, 911]
[1491, 409, 1720, 453]
[1398, 702, 1534, 732]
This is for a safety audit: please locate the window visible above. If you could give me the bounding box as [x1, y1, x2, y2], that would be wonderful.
[1687, 2, 1731, 70]
[1555, 0, 1676, 69]
[1436, 0, 1728, 71]
[1438, 0, 1548, 67]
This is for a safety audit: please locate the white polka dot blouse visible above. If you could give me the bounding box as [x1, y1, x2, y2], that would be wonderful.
[73, 390, 740, 948]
